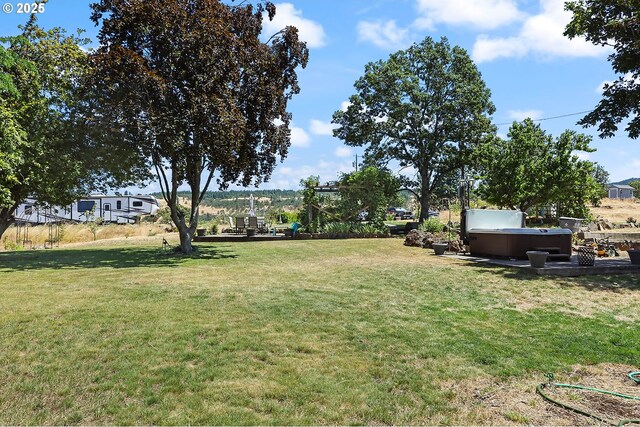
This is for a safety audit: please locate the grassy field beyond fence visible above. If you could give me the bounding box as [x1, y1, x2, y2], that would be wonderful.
[0, 238, 638, 425]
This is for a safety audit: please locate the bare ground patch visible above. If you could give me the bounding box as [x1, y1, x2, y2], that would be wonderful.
[440, 363, 639, 425]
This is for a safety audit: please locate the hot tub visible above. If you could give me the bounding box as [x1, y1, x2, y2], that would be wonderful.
[468, 227, 572, 259]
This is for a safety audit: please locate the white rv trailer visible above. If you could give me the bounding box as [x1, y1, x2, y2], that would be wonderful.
[14, 195, 160, 224]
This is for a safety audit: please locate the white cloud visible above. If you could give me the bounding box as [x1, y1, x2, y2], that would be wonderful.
[507, 109, 543, 121]
[596, 74, 640, 94]
[357, 20, 411, 50]
[596, 80, 614, 94]
[262, 3, 326, 48]
[335, 147, 352, 158]
[268, 160, 354, 189]
[413, 0, 523, 30]
[309, 119, 337, 136]
[472, 35, 526, 62]
[290, 126, 310, 147]
[596, 80, 613, 95]
[472, 0, 608, 63]
[341, 101, 351, 112]
[574, 151, 591, 161]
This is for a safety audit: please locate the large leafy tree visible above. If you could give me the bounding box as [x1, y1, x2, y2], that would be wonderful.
[591, 163, 610, 200]
[0, 20, 134, 239]
[298, 176, 328, 233]
[336, 166, 401, 227]
[565, 0, 640, 138]
[87, 0, 308, 253]
[477, 119, 602, 218]
[332, 37, 495, 222]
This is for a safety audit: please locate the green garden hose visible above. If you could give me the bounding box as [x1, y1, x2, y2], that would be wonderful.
[536, 373, 640, 426]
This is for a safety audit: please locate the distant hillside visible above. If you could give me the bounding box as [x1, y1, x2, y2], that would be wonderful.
[152, 189, 303, 215]
[611, 177, 640, 185]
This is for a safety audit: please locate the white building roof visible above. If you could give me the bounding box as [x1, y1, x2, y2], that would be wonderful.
[609, 184, 635, 190]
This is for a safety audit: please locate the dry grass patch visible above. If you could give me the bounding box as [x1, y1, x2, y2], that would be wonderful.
[1, 223, 170, 249]
[462, 270, 640, 322]
[440, 363, 639, 426]
[591, 198, 640, 223]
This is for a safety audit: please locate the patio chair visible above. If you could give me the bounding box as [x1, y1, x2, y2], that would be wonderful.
[257, 217, 268, 233]
[235, 216, 246, 234]
[248, 216, 259, 231]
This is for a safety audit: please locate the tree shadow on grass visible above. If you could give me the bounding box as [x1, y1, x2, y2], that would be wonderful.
[0, 245, 237, 272]
[468, 263, 640, 292]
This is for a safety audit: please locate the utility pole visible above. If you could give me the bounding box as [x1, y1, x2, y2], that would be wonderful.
[353, 154, 359, 172]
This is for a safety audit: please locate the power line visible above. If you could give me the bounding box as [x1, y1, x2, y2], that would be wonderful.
[495, 110, 592, 126]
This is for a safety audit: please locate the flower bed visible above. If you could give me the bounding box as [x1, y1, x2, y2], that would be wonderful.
[294, 232, 391, 239]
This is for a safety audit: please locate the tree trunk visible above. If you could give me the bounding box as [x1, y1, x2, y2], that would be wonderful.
[418, 176, 431, 223]
[0, 205, 17, 240]
[178, 225, 194, 254]
[0, 220, 13, 240]
[171, 209, 198, 254]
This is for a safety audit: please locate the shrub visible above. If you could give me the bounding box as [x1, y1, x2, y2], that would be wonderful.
[88, 217, 104, 240]
[322, 222, 353, 234]
[419, 217, 444, 233]
[320, 222, 388, 235]
[282, 211, 298, 224]
[267, 210, 298, 224]
[156, 205, 189, 224]
[207, 222, 218, 235]
[357, 223, 388, 235]
[2, 236, 22, 251]
[58, 223, 66, 242]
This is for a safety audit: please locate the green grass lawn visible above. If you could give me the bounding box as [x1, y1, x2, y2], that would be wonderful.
[0, 238, 639, 425]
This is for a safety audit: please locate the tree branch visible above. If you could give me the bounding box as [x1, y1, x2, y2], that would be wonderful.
[153, 157, 171, 205]
[400, 187, 420, 199]
[198, 168, 215, 205]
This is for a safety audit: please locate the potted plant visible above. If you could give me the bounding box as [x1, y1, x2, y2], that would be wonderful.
[433, 242, 448, 255]
[526, 251, 549, 268]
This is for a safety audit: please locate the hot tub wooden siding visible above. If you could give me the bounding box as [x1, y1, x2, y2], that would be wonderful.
[468, 229, 572, 259]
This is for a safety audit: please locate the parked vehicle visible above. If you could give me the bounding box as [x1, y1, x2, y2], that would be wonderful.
[387, 207, 438, 220]
[14, 194, 159, 224]
[387, 207, 411, 219]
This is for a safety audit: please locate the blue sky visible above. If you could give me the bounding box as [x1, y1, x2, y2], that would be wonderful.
[2, 0, 637, 192]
